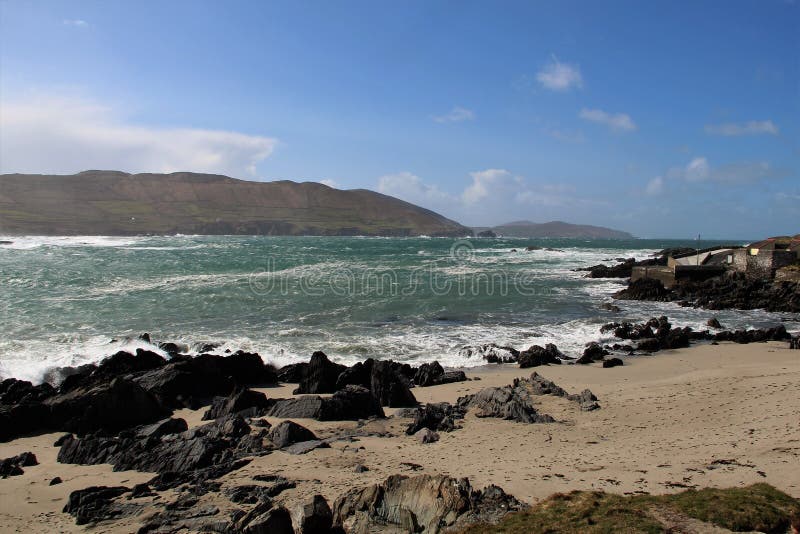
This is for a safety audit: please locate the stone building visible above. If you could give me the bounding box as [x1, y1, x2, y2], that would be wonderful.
[731, 235, 800, 279]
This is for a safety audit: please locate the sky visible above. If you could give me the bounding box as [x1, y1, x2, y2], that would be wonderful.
[0, 0, 798, 239]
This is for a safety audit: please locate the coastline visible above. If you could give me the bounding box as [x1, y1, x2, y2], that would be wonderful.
[1, 340, 798, 532]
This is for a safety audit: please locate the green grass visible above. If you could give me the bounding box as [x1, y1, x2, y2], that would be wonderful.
[458, 484, 800, 534]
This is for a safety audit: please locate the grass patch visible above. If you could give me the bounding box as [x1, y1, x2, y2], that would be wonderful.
[458, 484, 800, 534]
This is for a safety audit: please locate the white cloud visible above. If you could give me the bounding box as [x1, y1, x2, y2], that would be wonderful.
[705, 120, 778, 136]
[579, 108, 637, 132]
[645, 176, 664, 196]
[63, 19, 88, 27]
[433, 106, 475, 123]
[684, 157, 710, 182]
[536, 55, 583, 91]
[319, 179, 340, 188]
[461, 169, 512, 205]
[0, 95, 278, 177]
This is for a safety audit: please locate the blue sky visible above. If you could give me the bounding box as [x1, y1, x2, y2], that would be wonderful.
[0, 0, 797, 238]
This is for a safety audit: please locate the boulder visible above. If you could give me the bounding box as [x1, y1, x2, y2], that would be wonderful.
[46, 377, 168, 437]
[791, 336, 800, 350]
[457, 382, 554, 424]
[527, 373, 569, 397]
[202, 387, 274, 420]
[0, 451, 37, 478]
[568, 389, 600, 411]
[294, 351, 347, 394]
[267, 386, 385, 421]
[405, 402, 466, 435]
[576, 342, 608, 364]
[268, 420, 318, 449]
[603, 357, 624, 368]
[241, 505, 295, 534]
[614, 278, 673, 301]
[707, 317, 723, 329]
[370, 360, 417, 407]
[518, 344, 563, 368]
[62, 486, 134, 525]
[636, 338, 661, 352]
[332, 474, 525, 533]
[414, 428, 440, 444]
[0, 378, 55, 404]
[277, 362, 309, 383]
[335, 360, 373, 390]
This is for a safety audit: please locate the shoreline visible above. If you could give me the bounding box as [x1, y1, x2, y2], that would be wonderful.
[1, 340, 799, 532]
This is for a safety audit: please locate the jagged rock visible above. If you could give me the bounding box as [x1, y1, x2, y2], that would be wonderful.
[527, 373, 569, 397]
[226, 477, 295, 504]
[457, 382, 554, 424]
[136, 494, 223, 533]
[277, 362, 309, 383]
[405, 402, 466, 435]
[518, 344, 563, 368]
[50, 476, 63, 485]
[414, 361, 467, 387]
[283, 440, 331, 455]
[0, 378, 55, 404]
[291, 494, 333, 534]
[460, 344, 520, 364]
[268, 420, 318, 448]
[202, 387, 273, 420]
[58, 416, 259, 495]
[62, 486, 137, 525]
[576, 342, 608, 364]
[238, 503, 295, 534]
[614, 278, 673, 301]
[714, 325, 791, 344]
[0, 451, 38, 477]
[295, 351, 347, 394]
[370, 360, 417, 407]
[267, 386, 385, 421]
[134, 351, 277, 409]
[603, 357, 624, 368]
[568, 389, 600, 411]
[135, 418, 188, 439]
[47, 377, 168, 437]
[332, 474, 525, 533]
[707, 317, 723, 329]
[661, 327, 691, 349]
[414, 428, 440, 444]
[335, 360, 372, 390]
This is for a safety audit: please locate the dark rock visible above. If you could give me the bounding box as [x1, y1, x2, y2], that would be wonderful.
[460, 344, 519, 364]
[707, 317, 723, 329]
[268, 420, 318, 448]
[138, 333, 151, 343]
[527, 373, 569, 397]
[370, 360, 417, 408]
[130, 483, 153, 498]
[334, 360, 372, 390]
[0, 451, 38, 477]
[62, 486, 133, 525]
[226, 478, 295, 503]
[476, 230, 496, 238]
[50, 476, 63, 485]
[0, 401, 50, 442]
[614, 278, 673, 301]
[353, 464, 369, 473]
[568, 389, 600, 411]
[518, 344, 563, 368]
[661, 327, 691, 349]
[636, 338, 661, 352]
[714, 325, 792, 344]
[600, 302, 621, 312]
[203, 387, 274, 420]
[294, 351, 347, 394]
[0, 378, 56, 404]
[240, 505, 294, 534]
[791, 336, 800, 350]
[405, 402, 466, 435]
[47, 377, 168, 437]
[54, 433, 74, 446]
[457, 382, 554, 423]
[576, 342, 608, 364]
[268, 386, 385, 421]
[603, 357, 624, 368]
[277, 362, 309, 383]
[158, 342, 185, 355]
[581, 258, 637, 278]
[135, 418, 188, 439]
[291, 494, 333, 534]
[282, 440, 331, 455]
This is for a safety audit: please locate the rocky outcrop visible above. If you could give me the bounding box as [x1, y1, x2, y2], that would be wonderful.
[295, 352, 348, 394]
[459, 344, 520, 364]
[518, 344, 563, 368]
[713, 325, 791, 344]
[268, 421, 318, 449]
[62, 486, 140, 526]
[576, 342, 608, 364]
[291, 494, 334, 534]
[413, 361, 467, 387]
[457, 381, 554, 424]
[0, 451, 38, 478]
[331, 474, 525, 533]
[58, 415, 263, 495]
[603, 357, 624, 368]
[267, 386, 386, 421]
[202, 387, 274, 421]
[370, 360, 417, 408]
[405, 402, 467, 435]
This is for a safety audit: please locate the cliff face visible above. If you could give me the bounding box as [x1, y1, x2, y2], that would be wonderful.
[0, 171, 471, 237]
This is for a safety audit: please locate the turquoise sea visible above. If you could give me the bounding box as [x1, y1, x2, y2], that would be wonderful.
[1, 235, 797, 383]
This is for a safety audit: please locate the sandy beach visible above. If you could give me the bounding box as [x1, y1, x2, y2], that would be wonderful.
[1, 340, 798, 532]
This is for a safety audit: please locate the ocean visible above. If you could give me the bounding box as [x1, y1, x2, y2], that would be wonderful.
[2, 235, 798, 384]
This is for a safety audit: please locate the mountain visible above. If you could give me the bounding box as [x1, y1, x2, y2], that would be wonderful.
[0, 171, 470, 237]
[481, 220, 633, 239]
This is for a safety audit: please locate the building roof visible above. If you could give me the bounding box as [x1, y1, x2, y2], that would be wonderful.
[747, 236, 794, 250]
